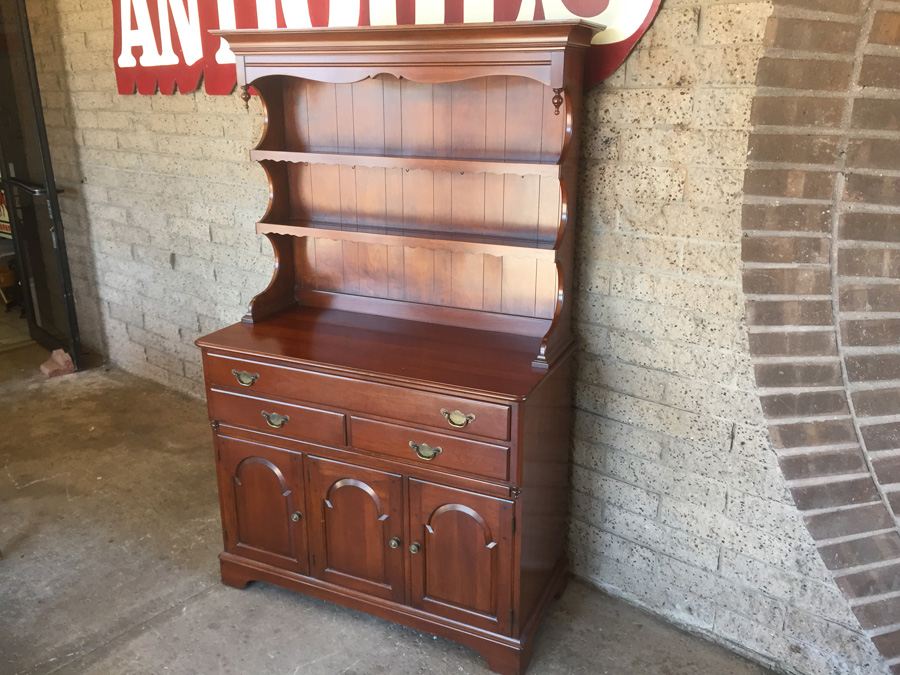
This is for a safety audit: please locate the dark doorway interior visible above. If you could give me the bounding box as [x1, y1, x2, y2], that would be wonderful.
[0, 0, 79, 366]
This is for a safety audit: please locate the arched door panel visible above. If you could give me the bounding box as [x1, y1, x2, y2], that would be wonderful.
[409, 479, 514, 634]
[306, 456, 405, 602]
[216, 435, 308, 573]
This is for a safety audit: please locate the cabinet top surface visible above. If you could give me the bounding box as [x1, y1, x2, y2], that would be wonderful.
[213, 20, 602, 53]
[197, 307, 550, 400]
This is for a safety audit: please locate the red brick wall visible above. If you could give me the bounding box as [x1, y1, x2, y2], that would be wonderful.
[744, 2, 900, 670]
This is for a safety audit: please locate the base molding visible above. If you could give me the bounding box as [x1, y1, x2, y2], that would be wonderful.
[219, 553, 568, 675]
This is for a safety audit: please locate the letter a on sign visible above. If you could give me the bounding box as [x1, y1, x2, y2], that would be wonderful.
[113, 0, 661, 95]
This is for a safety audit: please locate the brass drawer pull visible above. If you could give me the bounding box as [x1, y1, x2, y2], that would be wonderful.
[409, 542, 421, 554]
[290, 511, 302, 522]
[409, 441, 442, 461]
[232, 369, 259, 387]
[441, 408, 475, 429]
[261, 411, 290, 429]
[388, 536, 401, 549]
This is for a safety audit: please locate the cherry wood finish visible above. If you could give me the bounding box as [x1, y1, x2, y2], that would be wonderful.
[306, 456, 405, 602]
[409, 479, 515, 634]
[216, 435, 309, 574]
[198, 21, 597, 675]
[351, 416, 510, 482]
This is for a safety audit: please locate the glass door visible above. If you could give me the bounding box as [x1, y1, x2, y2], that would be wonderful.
[0, 0, 80, 366]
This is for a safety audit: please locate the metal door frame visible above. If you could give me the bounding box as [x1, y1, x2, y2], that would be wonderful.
[0, 0, 81, 367]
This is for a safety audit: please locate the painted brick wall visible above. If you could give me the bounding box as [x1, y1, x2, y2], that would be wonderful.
[23, 0, 888, 672]
[744, 0, 900, 671]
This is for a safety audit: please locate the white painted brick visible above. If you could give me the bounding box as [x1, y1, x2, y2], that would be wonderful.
[571, 467, 660, 518]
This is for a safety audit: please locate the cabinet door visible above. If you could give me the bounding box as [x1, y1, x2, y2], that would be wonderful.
[306, 456, 405, 602]
[408, 479, 515, 634]
[216, 435, 308, 574]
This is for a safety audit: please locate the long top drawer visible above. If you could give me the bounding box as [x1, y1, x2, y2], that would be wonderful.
[204, 351, 511, 442]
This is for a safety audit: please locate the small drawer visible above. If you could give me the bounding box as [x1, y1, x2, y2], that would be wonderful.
[204, 351, 511, 441]
[350, 417, 509, 482]
[208, 388, 346, 448]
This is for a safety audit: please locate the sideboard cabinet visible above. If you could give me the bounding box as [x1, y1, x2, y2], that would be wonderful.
[197, 21, 599, 675]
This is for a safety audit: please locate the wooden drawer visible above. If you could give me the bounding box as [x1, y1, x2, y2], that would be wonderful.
[204, 351, 511, 441]
[350, 416, 509, 482]
[208, 388, 346, 448]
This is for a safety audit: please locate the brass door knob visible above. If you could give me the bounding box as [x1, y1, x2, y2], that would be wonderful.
[231, 369, 259, 387]
[261, 411, 289, 429]
[388, 536, 401, 549]
[290, 511, 302, 522]
[409, 542, 421, 554]
[409, 441, 442, 461]
[441, 408, 475, 429]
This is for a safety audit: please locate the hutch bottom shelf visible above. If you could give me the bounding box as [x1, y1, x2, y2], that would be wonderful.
[197, 306, 573, 675]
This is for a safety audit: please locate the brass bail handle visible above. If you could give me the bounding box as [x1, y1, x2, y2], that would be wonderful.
[440, 408, 475, 429]
[261, 411, 290, 429]
[231, 369, 259, 387]
[409, 441, 442, 461]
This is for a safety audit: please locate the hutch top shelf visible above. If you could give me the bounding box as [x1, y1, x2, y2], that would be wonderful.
[215, 21, 599, 89]
[214, 21, 600, 372]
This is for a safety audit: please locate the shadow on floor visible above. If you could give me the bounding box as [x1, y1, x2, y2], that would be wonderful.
[0, 354, 772, 675]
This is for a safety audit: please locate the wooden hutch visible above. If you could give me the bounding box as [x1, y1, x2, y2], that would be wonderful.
[197, 21, 599, 675]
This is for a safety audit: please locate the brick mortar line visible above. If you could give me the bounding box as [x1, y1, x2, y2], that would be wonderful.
[757, 386, 847, 396]
[752, 163, 900, 177]
[744, 261, 831, 269]
[844, 379, 900, 392]
[842, 347, 900, 357]
[832, 557, 900, 578]
[746, 294, 834, 301]
[864, 42, 900, 55]
[743, 195, 834, 206]
[777, 444, 863, 457]
[839, 314, 900, 323]
[815, 526, 899, 547]
[785, 473, 872, 488]
[762, 49, 857, 62]
[743, 229, 833, 238]
[754, 85, 859, 97]
[768, 414, 856, 425]
[772, 7, 874, 22]
[748, 325, 837, 333]
[838, 240, 900, 249]
[802, 499, 886, 518]
[869, 448, 900, 459]
[850, 589, 900, 607]
[865, 621, 900, 639]
[750, 126, 900, 138]
[751, 355, 840, 363]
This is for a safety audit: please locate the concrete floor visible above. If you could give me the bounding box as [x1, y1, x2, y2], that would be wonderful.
[0, 344, 772, 675]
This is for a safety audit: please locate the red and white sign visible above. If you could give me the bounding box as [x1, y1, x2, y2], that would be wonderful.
[113, 0, 661, 95]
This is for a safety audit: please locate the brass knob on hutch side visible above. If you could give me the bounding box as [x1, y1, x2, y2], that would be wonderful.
[261, 411, 290, 429]
[409, 542, 421, 554]
[440, 408, 475, 429]
[409, 441, 442, 461]
[231, 369, 259, 387]
[290, 511, 302, 522]
[388, 536, 401, 549]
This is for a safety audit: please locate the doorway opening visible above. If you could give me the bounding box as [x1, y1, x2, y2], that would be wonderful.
[0, 0, 80, 367]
